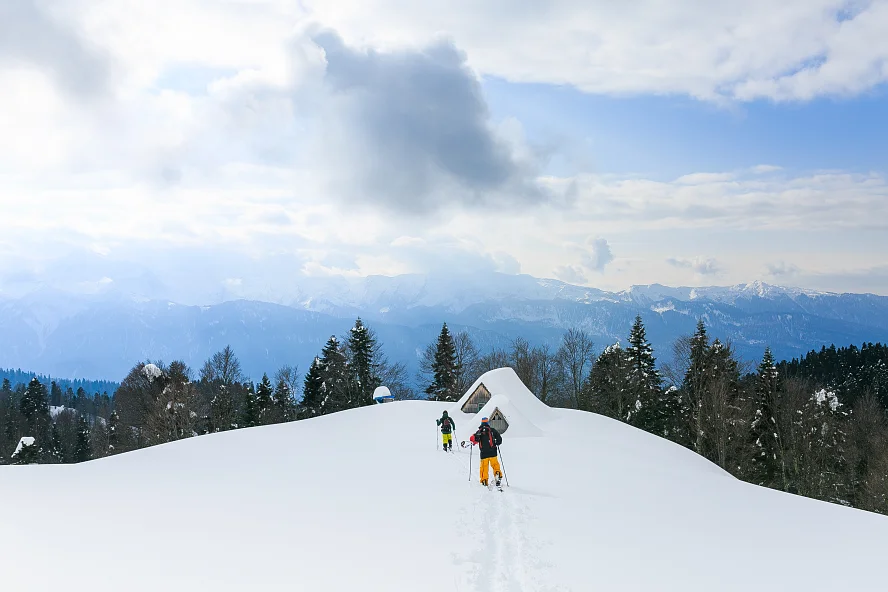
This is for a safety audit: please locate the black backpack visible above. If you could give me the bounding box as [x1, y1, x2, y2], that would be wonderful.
[441, 417, 453, 431]
[476, 425, 494, 448]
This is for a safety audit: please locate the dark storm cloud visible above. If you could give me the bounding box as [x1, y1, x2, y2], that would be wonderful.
[311, 30, 545, 213]
[0, 0, 111, 97]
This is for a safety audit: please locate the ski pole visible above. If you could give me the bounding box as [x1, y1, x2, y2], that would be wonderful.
[498, 447, 510, 487]
[468, 441, 473, 482]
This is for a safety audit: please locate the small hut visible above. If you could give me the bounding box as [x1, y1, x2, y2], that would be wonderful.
[448, 367, 553, 444]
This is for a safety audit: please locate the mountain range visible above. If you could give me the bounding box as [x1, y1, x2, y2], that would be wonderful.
[1, 273, 886, 384]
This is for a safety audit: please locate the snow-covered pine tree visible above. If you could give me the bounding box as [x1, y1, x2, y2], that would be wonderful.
[20, 378, 50, 439]
[680, 319, 710, 452]
[0, 380, 14, 464]
[347, 318, 382, 408]
[300, 357, 324, 419]
[701, 338, 743, 469]
[426, 323, 459, 402]
[625, 316, 668, 435]
[272, 377, 297, 423]
[12, 438, 39, 465]
[90, 419, 110, 460]
[108, 410, 121, 455]
[50, 422, 64, 463]
[74, 414, 92, 463]
[256, 373, 274, 423]
[749, 347, 784, 489]
[318, 335, 349, 415]
[580, 342, 630, 419]
[241, 384, 259, 428]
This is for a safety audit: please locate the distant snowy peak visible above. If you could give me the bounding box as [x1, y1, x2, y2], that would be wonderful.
[290, 273, 609, 313]
[624, 281, 834, 306]
[286, 273, 849, 315]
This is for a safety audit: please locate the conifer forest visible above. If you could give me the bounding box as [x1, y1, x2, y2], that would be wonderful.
[3, 316, 887, 516]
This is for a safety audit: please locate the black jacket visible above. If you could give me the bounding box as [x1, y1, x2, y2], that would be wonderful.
[472, 424, 502, 459]
[436, 414, 455, 434]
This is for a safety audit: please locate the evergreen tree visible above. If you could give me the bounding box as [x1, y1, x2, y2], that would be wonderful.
[12, 439, 39, 465]
[750, 347, 785, 488]
[681, 320, 710, 451]
[256, 374, 274, 422]
[625, 316, 668, 435]
[300, 357, 324, 419]
[0, 379, 13, 463]
[347, 318, 382, 407]
[74, 387, 87, 411]
[19, 378, 50, 442]
[50, 423, 64, 463]
[50, 381, 63, 407]
[792, 387, 847, 501]
[241, 385, 259, 428]
[425, 323, 459, 402]
[74, 414, 92, 463]
[700, 338, 744, 469]
[580, 342, 630, 419]
[108, 411, 121, 455]
[272, 378, 297, 423]
[318, 336, 349, 414]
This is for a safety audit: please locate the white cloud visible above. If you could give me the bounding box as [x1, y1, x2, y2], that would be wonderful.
[548, 170, 888, 233]
[1, 1, 888, 298]
[674, 172, 736, 185]
[766, 261, 801, 278]
[390, 236, 427, 247]
[302, 0, 888, 102]
[751, 164, 783, 174]
[581, 238, 615, 272]
[667, 257, 723, 276]
[553, 265, 588, 285]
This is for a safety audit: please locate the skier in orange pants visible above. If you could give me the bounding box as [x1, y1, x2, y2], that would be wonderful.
[469, 417, 503, 487]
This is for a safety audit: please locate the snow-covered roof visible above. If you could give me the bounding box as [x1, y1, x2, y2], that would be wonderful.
[448, 367, 552, 442]
[373, 386, 394, 400]
[12, 436, 35, 457]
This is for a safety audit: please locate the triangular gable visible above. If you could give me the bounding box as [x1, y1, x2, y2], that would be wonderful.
[489, 407, 509, 434]
[461, 383, 491, 414]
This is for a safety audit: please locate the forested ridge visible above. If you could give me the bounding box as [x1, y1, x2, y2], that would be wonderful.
[3, 317, 887, 515]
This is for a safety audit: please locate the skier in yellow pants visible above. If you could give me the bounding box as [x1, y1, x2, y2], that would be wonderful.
[469, 417, 503, 487]
[436, 410, 456, 452]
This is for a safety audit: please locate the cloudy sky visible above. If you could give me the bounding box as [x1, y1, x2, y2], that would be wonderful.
[1, 0, 887, 303]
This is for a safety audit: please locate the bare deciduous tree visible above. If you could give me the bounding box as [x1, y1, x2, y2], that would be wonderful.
[274, 365, 300, 400]
[453, 331, 480, 396]
[847, 392, 888, 512]
[476, 348, 510, 375]
[533, 344, 562, 404]
[200, 345, 244, 385]
[510, 337, 539, 393]
[557, 329, 595, 409]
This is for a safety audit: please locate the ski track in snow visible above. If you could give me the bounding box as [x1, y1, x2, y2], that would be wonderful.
[448, 449, 567, 592]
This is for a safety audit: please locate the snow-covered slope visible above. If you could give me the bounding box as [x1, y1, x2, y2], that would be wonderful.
[2, 398, 887, 590]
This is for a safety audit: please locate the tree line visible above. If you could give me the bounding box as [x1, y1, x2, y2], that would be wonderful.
[421, 319, 888, 515]
[4, 315, 888, 517]
[1, 318, 412, 464]
[0, 368, 118, 400]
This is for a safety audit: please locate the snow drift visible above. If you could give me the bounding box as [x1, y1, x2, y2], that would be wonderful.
[2, 375, 888, 591]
